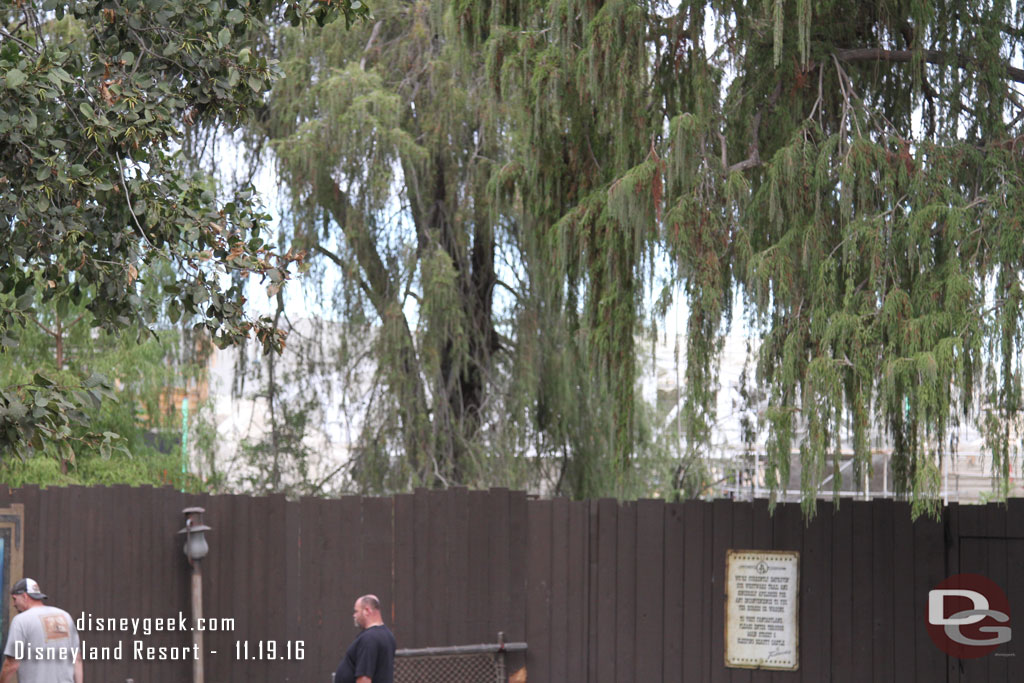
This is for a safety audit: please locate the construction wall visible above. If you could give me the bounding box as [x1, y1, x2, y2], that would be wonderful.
[0, 485, 1019, 682]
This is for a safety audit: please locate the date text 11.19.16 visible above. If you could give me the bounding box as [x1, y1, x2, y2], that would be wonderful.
[234, 640, 305, 660]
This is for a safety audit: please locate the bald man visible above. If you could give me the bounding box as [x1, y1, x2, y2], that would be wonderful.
[334, 594, 396, 683]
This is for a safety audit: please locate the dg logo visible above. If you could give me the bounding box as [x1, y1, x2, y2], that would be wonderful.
[927, 573, 1011, 658]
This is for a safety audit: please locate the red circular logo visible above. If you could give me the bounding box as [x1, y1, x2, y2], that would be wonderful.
[926, 573, 1011, 658]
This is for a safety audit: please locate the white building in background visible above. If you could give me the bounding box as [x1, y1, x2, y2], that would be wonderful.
[190, 316, 1022, 502]
[189, 317, 374, 495]
[644, 330, 1024, 503]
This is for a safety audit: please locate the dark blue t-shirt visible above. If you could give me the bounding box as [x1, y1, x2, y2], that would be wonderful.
[335, 624, 396, 683]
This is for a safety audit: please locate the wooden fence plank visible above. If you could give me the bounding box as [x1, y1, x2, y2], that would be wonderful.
[769, 504, 801, 683]
[508, 490, 528, 642]
[871, 499, 895, 683]
[914, 509, 947, 682]
[800, 501, 832, 683]
[337, 494, 362, 605]
[892, 501, 916, 683]
[567, 500, 589, 681]
[362, 496, 394, 633]
[262, 493, 291, 682]
[830, 501, 853, 683]
[595, 498, 617, 683]
[285, 494, 302, 677]
[747, 498, 774, 683]
[662, 502, 685, 682]
[445, 487, 469, 645]
[79, 486, 101, 631]
[956, 503, 987, 683]
[550, 498, 569, 683]
[943, 502, 959, 683]
[202, 493, 233, 681]
[487, 488, 511, 644]
[987, 505, 1009, 682]
[124, 485, 147, 682]
[1006, 501, 1024, 682]
[710, 498, 732, 683]
[326, 496, 356, 676]
[64, 486, 86, 613]
[526, 500, 553, 683]
[111, 485, 135, 620]
[50, 487, 72, 604]
[587, 499, 600, 682]
[254, 496, 277, 683]
[414, 489, 433, 646]
[729, 500, 753, 683]
[1007, 498, 1024, 537]
[135, 488, 164, 683]
[299, 496, 325, 674]
[849, 502, 873, 683]
[392, 493, 415, 646]
[615, 501, 636, 682]
[466, 491, 491, 641]
[701, 500, 714, 682]
[681, 500, 706, 682]
[237, 492, 262, 680]
[634, 499, 664, 683]
[125, 487, 152, 683]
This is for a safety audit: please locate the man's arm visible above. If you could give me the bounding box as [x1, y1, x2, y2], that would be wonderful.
[74, 650, 84, 683]
[0, 655, 20, 683]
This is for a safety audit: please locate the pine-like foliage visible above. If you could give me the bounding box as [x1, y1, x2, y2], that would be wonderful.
[253, 0, 1024, 511]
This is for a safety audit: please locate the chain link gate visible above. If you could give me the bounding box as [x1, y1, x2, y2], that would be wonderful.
[394, 634, 527, 683]
[396, 651, 503, 682]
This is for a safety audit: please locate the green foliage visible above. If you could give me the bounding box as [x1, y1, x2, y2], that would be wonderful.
[1, 0, 370, 461]
[657, 0, 1024, 516]
[0, 264, 208, 484]
[237, 0, 693, 500]
[0, 448, 200, 489]
[234, 396, 322, 497]
[225, 0, 1024, 514]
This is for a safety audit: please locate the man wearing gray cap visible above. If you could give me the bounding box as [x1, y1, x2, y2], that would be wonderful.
[0, 578, 83, 683]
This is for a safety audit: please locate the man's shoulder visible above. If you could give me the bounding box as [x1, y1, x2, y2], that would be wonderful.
[27, 605, 73, 620]
[360, 625, 396, 647]
[12, 606, 75, 632]
[8, 609, 29, 630]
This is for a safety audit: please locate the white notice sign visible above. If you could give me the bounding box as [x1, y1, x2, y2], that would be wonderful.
[725, 549, 799, 670]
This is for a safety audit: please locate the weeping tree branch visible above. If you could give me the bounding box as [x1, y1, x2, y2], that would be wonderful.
[360, 20, 383, 71]
[313, 178, 432, 484]
[720, 82, 782, 175]
[835, 48, 1024, 86]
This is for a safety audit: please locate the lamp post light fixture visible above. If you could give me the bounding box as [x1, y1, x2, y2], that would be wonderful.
[179, 507, 211, 562]
[178, 507, 211, 683]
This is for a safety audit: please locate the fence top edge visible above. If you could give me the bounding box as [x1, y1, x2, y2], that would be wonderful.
[396, 642, 528, 657]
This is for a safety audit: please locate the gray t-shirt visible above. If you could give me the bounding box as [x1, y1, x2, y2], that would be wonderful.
[3, 605, 80, 683]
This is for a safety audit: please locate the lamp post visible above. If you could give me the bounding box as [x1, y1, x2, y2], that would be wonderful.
[178, 507, 211, 683]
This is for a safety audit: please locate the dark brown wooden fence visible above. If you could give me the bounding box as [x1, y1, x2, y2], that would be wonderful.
[0, 485, 1020, 682]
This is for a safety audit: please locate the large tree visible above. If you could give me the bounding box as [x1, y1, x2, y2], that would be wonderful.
[258, 0, 672, 496]
[0, 0, 366, 461]
[253, 0, 1024, 511]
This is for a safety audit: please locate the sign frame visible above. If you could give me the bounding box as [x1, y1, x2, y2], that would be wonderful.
[724, 549, 800, 671]
[0, 504, 25, 636]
